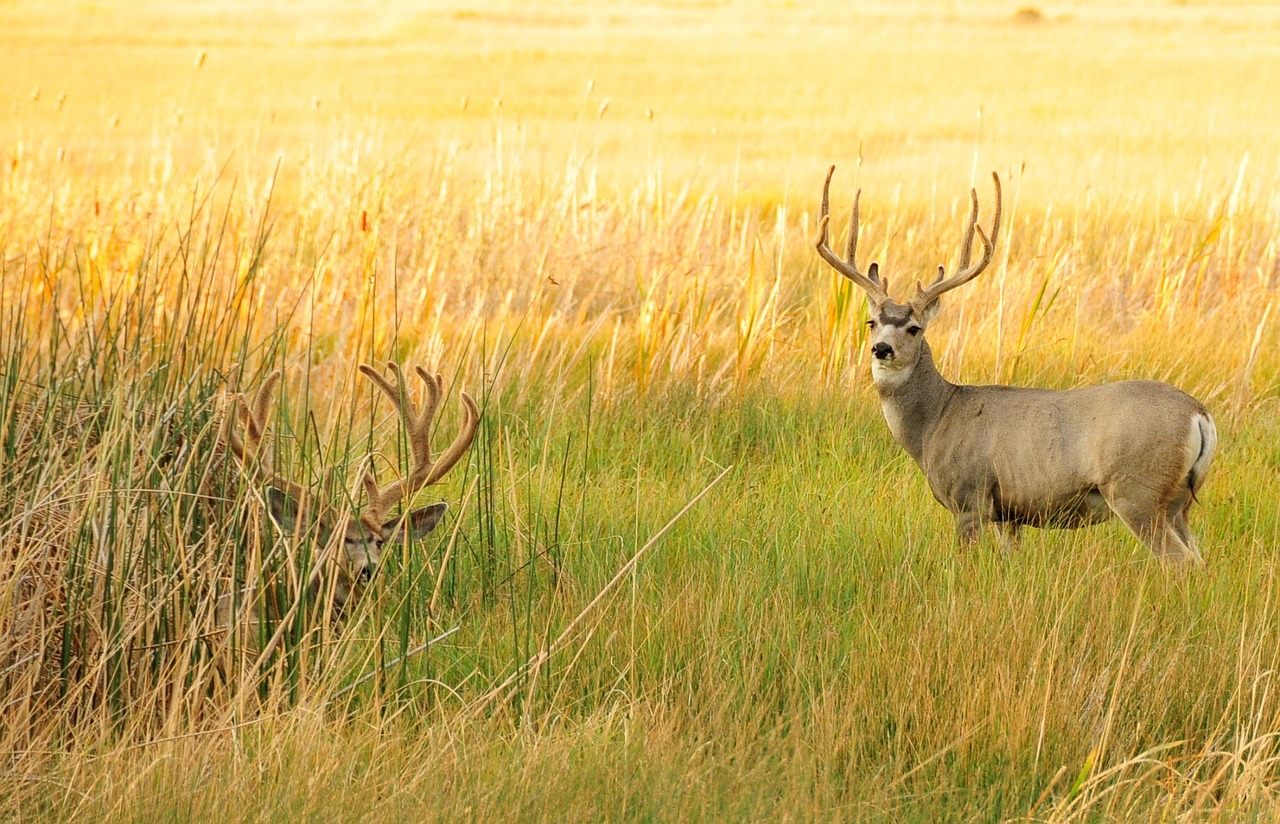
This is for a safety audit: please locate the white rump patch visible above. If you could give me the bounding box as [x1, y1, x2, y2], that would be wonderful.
[1188, 413, 1217, 490]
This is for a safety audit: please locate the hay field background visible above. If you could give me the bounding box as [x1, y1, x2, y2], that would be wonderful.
[4, 0, 1280, 819]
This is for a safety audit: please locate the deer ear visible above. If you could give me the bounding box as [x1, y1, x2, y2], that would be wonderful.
[382, 502, 448, 546]
[265, 486, 303, 533]
[918, 297, 941, 324]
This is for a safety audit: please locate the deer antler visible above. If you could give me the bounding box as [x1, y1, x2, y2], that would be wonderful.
[357, 362, 480, 530]
[911, 171, 1002, 310]
[224, 370, 308, 502]
[815, 165, 891, 305]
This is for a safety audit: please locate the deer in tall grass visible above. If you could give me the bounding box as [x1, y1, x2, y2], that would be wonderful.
[815, 167, 1217, 564]
[219, 363, 479, 650]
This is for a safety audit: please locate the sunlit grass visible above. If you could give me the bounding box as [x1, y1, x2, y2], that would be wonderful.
[4, 0, 1280, 820]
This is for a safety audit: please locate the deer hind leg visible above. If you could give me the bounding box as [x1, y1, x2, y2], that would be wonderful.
[996, 522, 1022, 555]
[1167, 490, 1204, 564]
[1169, 412, 1214, 564]
[1104, 486, 1201, 565]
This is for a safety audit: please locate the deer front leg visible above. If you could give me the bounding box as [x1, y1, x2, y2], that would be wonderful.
[932, 474, 998, 547]
[953, 510, 986, 546]
[954, 513, 1020, 553]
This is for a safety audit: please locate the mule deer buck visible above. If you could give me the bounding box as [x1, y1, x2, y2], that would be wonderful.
[219, 362, 479, 649]
[815, 167, 1217, 563]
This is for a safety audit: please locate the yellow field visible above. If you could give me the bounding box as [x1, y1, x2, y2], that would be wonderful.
[5, 1, 1280, 820]
[9, 1, 1280, 196]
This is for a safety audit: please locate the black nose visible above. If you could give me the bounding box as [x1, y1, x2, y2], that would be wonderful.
[871, 342, 894, 360]
[358, 566, 373, 582]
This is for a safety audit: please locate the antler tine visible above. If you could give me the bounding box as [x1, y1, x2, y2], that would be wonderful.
[955, 188, 980, 273]
[845, 187, 860, 264]
[223, 396, 250, 461]
[360, 362, 441, 452]
[913, 172, 1002, 308]
[815, 166, 890, 304]
[987, 170, 1002, 250]
[398, 363, 443, 488]
[233, 370, 281, 449]
[421, 390, 479, 486]
[224, 370, 308, 501]
[357, 363, 410, 522]
[914, 225, 993, 307]
[358, 362, 475, 524]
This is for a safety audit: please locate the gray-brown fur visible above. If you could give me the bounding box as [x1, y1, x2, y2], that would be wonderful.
[816, 167, 1217, 564]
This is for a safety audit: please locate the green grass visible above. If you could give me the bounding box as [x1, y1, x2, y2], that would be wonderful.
[7, 310, 1280, 819]
[5, 0, 1280, 820]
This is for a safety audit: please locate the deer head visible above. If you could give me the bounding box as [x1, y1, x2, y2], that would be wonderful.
[224, 363, 479, 610]
[815, 166, 1001, 391]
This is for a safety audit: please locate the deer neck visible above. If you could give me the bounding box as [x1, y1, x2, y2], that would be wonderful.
[873, 340, 955, 463]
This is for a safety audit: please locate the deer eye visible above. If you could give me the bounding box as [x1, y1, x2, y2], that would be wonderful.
[906, 326, 922, 336]
[866, 320, 877, 330]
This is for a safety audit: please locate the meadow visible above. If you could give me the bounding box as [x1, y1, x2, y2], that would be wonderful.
[4, 0, 1280, 820]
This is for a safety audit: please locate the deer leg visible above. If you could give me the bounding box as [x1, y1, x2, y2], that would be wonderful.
[954, 510, 986, 546]
[1171, 511, 1199, 557]
[996, 522, 1022, 555]
[954, 483, 1007, 548]
[1167, 493, 1204, 564]
[1105, 490, 1200, 565]
[1171, 514, 1203, 565]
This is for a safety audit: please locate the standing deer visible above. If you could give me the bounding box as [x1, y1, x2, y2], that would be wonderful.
[220, 362, 479, 646]
[815, 167, 1217, 563]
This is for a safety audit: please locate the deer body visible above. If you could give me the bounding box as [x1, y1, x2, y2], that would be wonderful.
[816, 168, 1216, 563]
[877, 341, 1215, 544]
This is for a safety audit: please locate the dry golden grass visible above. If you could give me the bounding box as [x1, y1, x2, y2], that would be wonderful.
[4, 0, 1280, 820]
